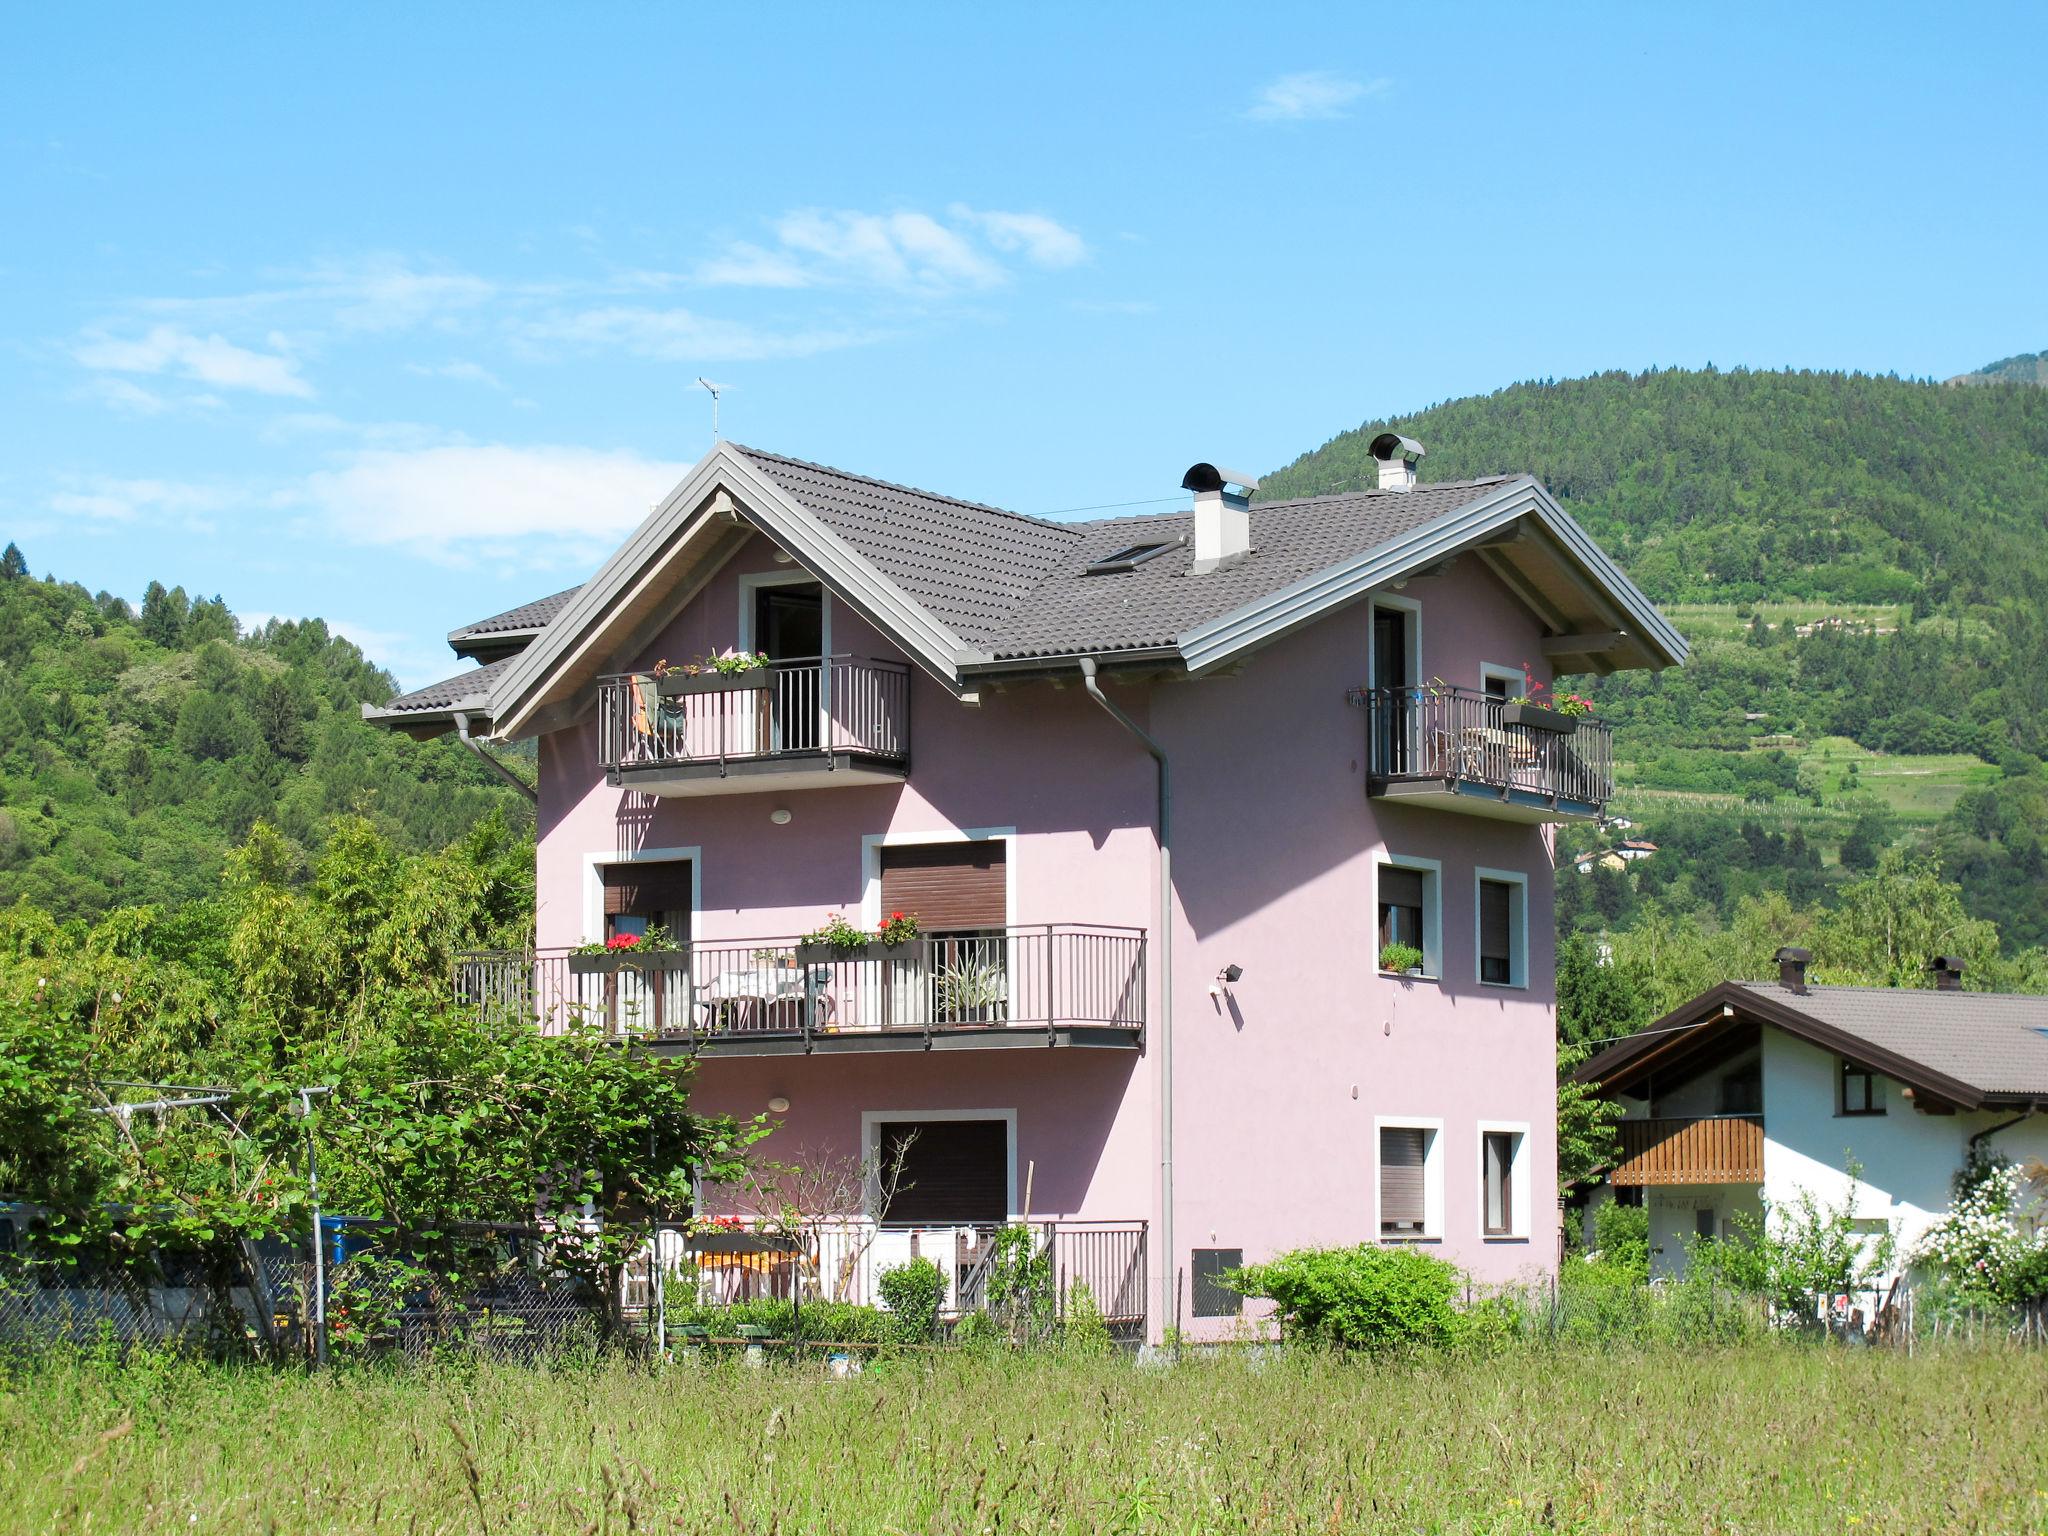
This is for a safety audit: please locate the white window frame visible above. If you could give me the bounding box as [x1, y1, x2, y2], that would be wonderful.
[1373, 1115, 1445, 1242]
[1479, 661, 1523, 701]
[1473, 867, 1529, 989]
[860, 1107, 1020, 1224]
[1476, 1121, 1532, 1241]
[1367, 593, 1422, 691]
[580, 845, 702, 945]
[1375, 853, 1443, 980]
[737, 568, 833, 657]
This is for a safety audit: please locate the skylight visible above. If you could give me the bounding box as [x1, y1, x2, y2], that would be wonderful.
[1086, 541, 1176, 575]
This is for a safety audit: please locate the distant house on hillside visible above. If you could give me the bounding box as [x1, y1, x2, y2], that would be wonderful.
[363, 435, 1686, 1340]
[1574, 839, 1657, 875]
[1577, 949, 2048, 1281]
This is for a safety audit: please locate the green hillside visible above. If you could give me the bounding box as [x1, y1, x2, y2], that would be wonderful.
[1950, 349, 2048, 388]
[0, 544, 528, 919]
[1264, 367, 2048, 610]
[1266, 367, 2048, 955]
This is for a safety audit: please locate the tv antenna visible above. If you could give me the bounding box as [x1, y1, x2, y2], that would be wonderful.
[697, 377, 726, 444]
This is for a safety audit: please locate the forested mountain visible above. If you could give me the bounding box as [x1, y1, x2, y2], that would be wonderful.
[1951, 350, 2048, 388]
[0, 545, 528, 919]
[1264, 367, 2048, 610]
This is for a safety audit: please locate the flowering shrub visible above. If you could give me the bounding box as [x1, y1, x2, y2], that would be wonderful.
[801, 913, 871, 953]
[570, 924, 682, 957]
[1510, 663, 1595, 718]
[1914, 1156, 2048, 1305]
[875, 910, 919, 946]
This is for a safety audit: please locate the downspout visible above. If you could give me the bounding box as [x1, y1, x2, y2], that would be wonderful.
[1968, 1106, 2037, 1157]
[454, 712, 539, 805]
[1077, 657, 1173, 1337]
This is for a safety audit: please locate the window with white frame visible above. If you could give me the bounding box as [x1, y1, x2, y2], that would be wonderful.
[1377, 857, 1441, 976]
[1377, 1120, 1443, 1239]
[1475, 869, 1527, 987]
[1479, 1124, 1530, 1239]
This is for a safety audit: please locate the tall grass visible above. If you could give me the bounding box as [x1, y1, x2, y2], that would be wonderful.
[3, 1346, 2045, 1533]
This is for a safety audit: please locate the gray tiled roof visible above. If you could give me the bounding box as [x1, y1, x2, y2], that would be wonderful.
[734, 445, 1514, 660]
[451, 587, 579, 641]
[1734, 981, 2048, 1097]
[379, 656, 514, 714]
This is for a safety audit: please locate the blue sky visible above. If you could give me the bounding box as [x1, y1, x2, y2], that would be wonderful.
[4, 3, 2043, 687]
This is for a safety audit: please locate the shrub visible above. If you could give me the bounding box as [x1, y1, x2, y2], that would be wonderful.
[1590, 1201, 1650, 1281]
[1228, 1245, 1461, 1350]
[661, 1296, 891, 1345]
[877, 1257, 946, 1344]
[1061, 1281, 1113, 1357]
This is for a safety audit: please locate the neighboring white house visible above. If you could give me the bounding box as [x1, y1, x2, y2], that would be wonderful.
[1578, 949, 2048, 1279]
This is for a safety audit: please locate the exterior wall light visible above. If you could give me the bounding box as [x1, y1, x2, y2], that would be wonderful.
[767, 1096, 790, 1114]
[770, 808, 792, 825]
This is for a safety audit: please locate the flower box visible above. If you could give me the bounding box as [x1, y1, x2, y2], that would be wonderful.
[690, 1232, 802, 1257]
[1500, 703, 1579, 735]
[793, 941, 918, 965]
[567, 950, 692, 975]
[655, 669, 774, 698]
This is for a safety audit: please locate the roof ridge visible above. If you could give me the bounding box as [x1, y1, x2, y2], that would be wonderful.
[732, 443, 1075, 535]
[1069, 475, 1524, 533]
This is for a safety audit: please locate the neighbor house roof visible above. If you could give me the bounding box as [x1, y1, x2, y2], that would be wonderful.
[366, 440, 1689, 740]
[447, 587, 580, 662]
[1581, 978, 2048, 1111]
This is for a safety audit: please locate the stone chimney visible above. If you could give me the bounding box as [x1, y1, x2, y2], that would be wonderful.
[1181, 463, 1259, 575]
[1369, 432, 1425, 492]
[1927, 955, 1965, 992]
[1776, 946, 1811, 996]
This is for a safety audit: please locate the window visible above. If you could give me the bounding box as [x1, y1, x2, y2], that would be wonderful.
[1377, 858, 1440, 974]
[1475, 872, 1527, 987]
[600, 860, 692, 944]
[1086, 541, 1176, 575]
[1840, 1059, 1885, 1117]
[1190, 1248, 1244, 1318]
[873, 1118, 1009, 1225]
[1720, 1060, 1762, 1116]
[1479, 1124, 1529, 1239]
[1378, 1123, 1440, 1238]
[879, 840, 1009, 1025]
[1694, 1208, 1718, 1241]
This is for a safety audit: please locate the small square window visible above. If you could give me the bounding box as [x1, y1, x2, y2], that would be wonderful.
[1840, 1060, 1885, 1117]
[1190, 1248, 1244, 1318]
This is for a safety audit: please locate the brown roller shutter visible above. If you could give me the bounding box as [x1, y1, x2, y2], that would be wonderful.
[1379, 865, 1424, 909]
[876, 1119, 1008, 1224]
[879, 842, 1006, 931]
[1479, 880, 1513, 968]
[1380, 1126, 1427, 1235]
[601, 861, 693, 925]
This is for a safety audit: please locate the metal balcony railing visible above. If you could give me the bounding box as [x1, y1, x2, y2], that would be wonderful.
[1363, 685, 1615, 809]
[597, 655, 910, 777]
[454, 925, 1147, 1049]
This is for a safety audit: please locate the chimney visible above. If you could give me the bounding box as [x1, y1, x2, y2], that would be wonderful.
[1369, 432, 1425, 492]
[1182, 463, 1259, 575]
[1775, 946, 1811, 996]
[1927, 955, 1965, 992]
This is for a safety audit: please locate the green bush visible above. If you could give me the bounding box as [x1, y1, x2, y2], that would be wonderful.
[1060, 1281, 1113, 1357]
[662, 1296, 891, 1344]
[1591, 1201, 1650, 1281]
[1227, 1245, 1461, 1350]
[877, 1257, 946, 1344]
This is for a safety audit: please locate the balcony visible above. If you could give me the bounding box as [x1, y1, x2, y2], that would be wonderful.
[454, 925, 1147, 1055]
[598, 655, 910, 796]
[1610, 1115, 1764, 1187]
[1361, 685, 1614, 822]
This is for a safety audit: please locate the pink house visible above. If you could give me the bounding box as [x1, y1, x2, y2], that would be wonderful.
[368, 436, 1685, 1338]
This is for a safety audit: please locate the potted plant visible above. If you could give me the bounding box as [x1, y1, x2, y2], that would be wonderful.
[655, 648, 776, 697]
[1378, 941, 1425, 977]
[794, 911, 920, 964]
[1499, 664, 1594, 735]
[567, 927, 691, 974]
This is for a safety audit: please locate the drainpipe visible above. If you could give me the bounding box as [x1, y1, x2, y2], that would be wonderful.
[1968, 1106, 2037, 1157]
[1077, 657, 1173, 1338]
[454, 712, 539, 805]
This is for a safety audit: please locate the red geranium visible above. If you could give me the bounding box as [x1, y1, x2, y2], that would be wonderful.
[606, 932, 642, 951]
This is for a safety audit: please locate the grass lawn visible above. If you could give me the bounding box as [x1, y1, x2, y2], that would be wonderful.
[6, 1347, 2047, 1533]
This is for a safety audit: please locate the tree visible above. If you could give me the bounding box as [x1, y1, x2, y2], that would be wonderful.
[1557, 1044, 1621, 1191]
[1555, 932, 1647, 1047]
[1813, 852, 2000, 987]
[139, 581, 189, 648]
[0, 543, 25, 580]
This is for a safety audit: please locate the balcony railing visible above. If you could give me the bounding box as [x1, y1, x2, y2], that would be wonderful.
[1610, 1115, 1765, 1186]
[454, 925, 1147, 1052]
[1362, 685, 1615, 816]
[650, 1217, 1148, 1337]
[598, 655, 910, 781]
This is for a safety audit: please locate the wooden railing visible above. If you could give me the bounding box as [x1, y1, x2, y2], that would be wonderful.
[597, 655, 910, 776]
[1362, 685, 1615, 809]
[1610, 1115, 1764, 1186]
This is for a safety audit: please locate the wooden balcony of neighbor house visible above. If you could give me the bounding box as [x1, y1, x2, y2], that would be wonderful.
[1360, 685, 1615, 823]
[598, 655, 910, 796]
[1609, 1115, 1765, 1187]
[453, 925, 1147, 1055]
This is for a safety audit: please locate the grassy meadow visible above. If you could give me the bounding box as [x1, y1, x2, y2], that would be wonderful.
[6, 1347, 2047, 1534]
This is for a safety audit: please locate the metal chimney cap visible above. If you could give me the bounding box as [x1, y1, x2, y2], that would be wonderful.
[1368, 432, 1425, 465]
[1774, 946, 1813, 964]
[1181, 462, 1260, 495]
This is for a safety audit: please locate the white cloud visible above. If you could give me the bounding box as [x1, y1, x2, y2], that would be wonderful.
[522, 307, 875, 363]
[47, 475, 235, 524]
[1245, 71, 1387, 121]
[302, 255, 500, 332]
[302, 443, 694, 564]
[695, 206, 1088, 293]
[73, 324, 313, 398]
[952, 207, 1089, 269]
[407, 359, 508, 390]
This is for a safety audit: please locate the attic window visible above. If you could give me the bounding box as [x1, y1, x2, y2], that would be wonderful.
[1086, 541, 1175, 575]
